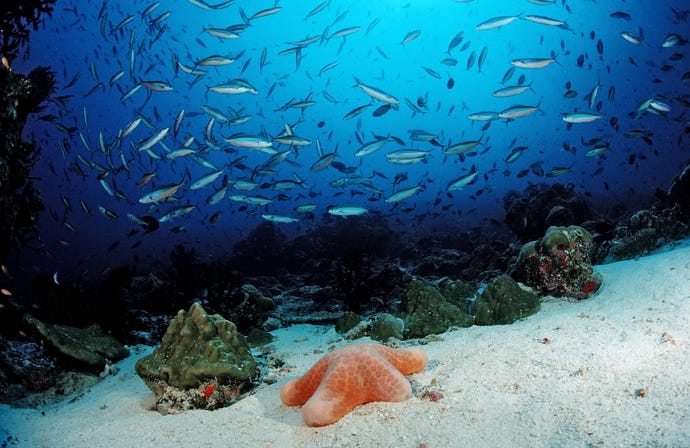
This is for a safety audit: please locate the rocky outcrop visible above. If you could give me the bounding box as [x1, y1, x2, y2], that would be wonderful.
[23, 314, 128, 372]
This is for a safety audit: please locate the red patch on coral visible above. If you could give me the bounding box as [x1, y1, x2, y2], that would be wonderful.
[581, 280, 598, 295]
[203, 384, 215, 398]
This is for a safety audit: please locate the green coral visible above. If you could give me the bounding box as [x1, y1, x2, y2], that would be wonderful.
[401, 279, 473, 339]
[474, 274, 540, 325]
[135, 302, 259, 390]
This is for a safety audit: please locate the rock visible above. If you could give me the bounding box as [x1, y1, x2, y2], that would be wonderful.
[335, 311, 362, 334]
[400, 279, 473, 339]
[473, 274, 540, 325]
[135, 302, 259, 413]
[370, 313, 405, 342]
[513, 225, 603, 300]
[23, 314, 128, 372]
[436, 277, 476, 310]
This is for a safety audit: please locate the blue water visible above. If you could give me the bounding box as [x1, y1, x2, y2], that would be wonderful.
[14, 0, 689, 277]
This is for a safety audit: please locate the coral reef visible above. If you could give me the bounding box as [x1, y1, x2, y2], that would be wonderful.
[135, 303, 259, 414]
[0, 64, 55, 261]
[504, 183, 593, 243]
[473, 274, 540, 325]
[400, 279, 474, 339]
[512, 226, 602, 299]
[23, 314, 128, 372]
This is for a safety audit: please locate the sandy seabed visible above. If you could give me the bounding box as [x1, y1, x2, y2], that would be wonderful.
[1, 240, 689, 448]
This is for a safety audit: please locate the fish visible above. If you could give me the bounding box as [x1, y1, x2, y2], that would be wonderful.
[524, 15, 570, 30]
[328, 205, 368, 217]
[355, 138, 389, 157]
[511, 57, 557, 69]
[159, 205, 196, 223]
[444, 139, 483, 155]
[138, 180, 185, 203]
[476, 15, 521, 30]
[401, 30, 421, 46]
[262, 214, 299, 223]
[447, 166, 478, 191]
[492, 84, 533, 97]
[562, 113, 602, 123]
[138, 128, 169, 152]
[353, 76, 399, 108]
[385, 184, 424, 203]
[498, 102, 542, 120]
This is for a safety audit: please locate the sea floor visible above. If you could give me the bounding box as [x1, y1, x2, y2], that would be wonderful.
[1, 240, 689, 448]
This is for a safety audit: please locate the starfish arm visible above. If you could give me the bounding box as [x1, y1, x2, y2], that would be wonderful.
[374, 345, 428, 375]
[280, 355, 331, 406]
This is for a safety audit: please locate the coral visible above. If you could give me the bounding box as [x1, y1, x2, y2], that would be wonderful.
[23, 314, 128, 372]
[512, 226, 602, 299]
[280, 343, 427, 426]
[473, 274, 540, 325]
[370, 313, 405, 342]
[135, 303, 259, 413]
[400, 279, 473, 339]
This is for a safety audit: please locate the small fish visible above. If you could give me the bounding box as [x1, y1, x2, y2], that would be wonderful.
[401, 30, 421, 46]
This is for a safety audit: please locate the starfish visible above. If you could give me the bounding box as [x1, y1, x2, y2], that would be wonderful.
[280, 343, 428, 426]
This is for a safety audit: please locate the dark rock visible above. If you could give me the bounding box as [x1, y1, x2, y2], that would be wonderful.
[473, 274, 540, 325]
[23, 314, 128, 372]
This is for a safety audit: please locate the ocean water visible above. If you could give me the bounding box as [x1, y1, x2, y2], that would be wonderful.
[13, 0, 690, 278]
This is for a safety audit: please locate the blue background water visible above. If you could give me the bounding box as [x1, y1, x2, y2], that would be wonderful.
[13, 0, 689, 278]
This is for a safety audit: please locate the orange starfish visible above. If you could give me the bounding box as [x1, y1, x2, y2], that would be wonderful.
[280, 343, 428, 426]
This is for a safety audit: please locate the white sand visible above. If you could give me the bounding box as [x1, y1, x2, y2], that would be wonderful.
[1, 241, 689, 448]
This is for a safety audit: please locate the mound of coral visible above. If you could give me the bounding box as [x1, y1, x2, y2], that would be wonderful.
[513, 226, 602, 300]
